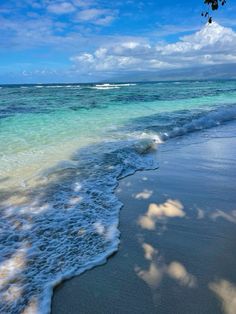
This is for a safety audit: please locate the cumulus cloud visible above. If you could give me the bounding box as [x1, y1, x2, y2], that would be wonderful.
[72, 0, 94, 7]
[0, 1, 117, 50]
[71, 40, 171, 72]
[71, 22, 236, 74]
[0, 16, 86, 49]
[75, 8, 117, 25]
[45, 0, 117, 25]
[47, 2, 76, 15]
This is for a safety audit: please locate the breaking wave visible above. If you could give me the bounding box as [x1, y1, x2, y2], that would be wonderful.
[91, 83, 136, 90]
[161, 105, 236, 140]
[126, 104, 236, 142]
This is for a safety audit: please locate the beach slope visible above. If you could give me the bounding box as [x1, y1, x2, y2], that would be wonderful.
[52, 122, 236, 314]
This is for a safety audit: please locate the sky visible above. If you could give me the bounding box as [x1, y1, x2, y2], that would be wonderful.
[0, 0, 236, 83]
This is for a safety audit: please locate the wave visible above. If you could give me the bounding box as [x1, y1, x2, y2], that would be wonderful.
[96, 83, 136, 87]
[159, 105, 236, 141]
[46, 85, 64, 88]
[91, 83, 136, 90]
[92, 85, 120, 90]
[125, 104, 236, 142]
[19, 85, 82, 89]
[44, 85, 81, 89]
[111, 83, 136, 87]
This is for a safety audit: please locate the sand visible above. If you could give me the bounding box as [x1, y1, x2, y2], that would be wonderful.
[52, 122, 236, 314]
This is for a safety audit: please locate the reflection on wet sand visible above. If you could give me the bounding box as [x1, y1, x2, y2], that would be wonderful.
[211, 210, 236, 224]
[142, 243, 157, 261]
[135, 243, 163, 289]
[130, 197, 198, 298]
[210, 280, 236, 314]
[136, 241, 196, 291]
[134, 189, 153, 200]
[167, 261, 196, 288]
[138, 199, 185, 230]
[52, 128, 236, 314]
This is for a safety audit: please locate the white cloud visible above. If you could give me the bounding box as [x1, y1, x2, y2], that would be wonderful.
[71, 22, 236, 74]
[159, 22, 236, 55]
[94, 15, 115, 26]
[0, 16, 83, 48]
[47, 2, 76, 14]
[70, 39, 170, 72]
[75, 8, 117, 25]
[77, 8, 103, 21]
[0, 2, 118, 50]
[72, 0, 94, 7]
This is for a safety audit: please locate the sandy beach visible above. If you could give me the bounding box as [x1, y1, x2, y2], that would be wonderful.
[2, 2, 236, 313]
[52, 122, 236, 314]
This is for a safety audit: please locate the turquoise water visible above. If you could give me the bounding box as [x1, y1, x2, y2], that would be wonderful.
[0, 80, 236, 313]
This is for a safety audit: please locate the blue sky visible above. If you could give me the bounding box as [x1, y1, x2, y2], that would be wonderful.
[0, 0, 236, 83]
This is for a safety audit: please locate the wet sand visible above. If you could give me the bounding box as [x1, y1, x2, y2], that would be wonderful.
[52, 122, 236, 314]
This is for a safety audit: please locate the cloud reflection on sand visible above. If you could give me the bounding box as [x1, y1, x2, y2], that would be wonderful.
[209, 280, 236, 314]
[134, 198, 197, 297]
[135, 243, 163, 289]
[134, 189, 153, 200]
[134, 192, 236, 311]
[167, 262, 196, 288]
[211, 209, 236, 224]
[138, 199, 185, 230]
[136, 242, 197, 290]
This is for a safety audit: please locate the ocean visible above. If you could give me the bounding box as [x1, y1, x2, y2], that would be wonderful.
[0, 80, 236, 313]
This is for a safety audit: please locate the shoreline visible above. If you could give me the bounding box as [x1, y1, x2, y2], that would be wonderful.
[52, 122, 236, 314]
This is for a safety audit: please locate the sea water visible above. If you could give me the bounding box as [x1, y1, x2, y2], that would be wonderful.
[0, 80, 236, 313]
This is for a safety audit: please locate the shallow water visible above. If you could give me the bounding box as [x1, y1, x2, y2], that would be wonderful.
[0, 80, 236, 313]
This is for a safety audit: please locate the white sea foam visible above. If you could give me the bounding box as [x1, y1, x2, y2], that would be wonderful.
[109, 83, 136, 87]
[92, 86, 120, 90]
[0, 138, 157, 314]
[46, 85, 64, 88]
[45, 85, 80, 89]
[129, 105, 236, 144]
[91, 83, 136, 90]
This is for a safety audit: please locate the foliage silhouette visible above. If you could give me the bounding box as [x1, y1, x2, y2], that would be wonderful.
[202, 0, 227, 23]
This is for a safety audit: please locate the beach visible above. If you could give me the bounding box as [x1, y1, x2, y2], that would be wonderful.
[2, 1, 236, 312]
[1, 81, 236, 313]
[52, 121, 236, 314]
